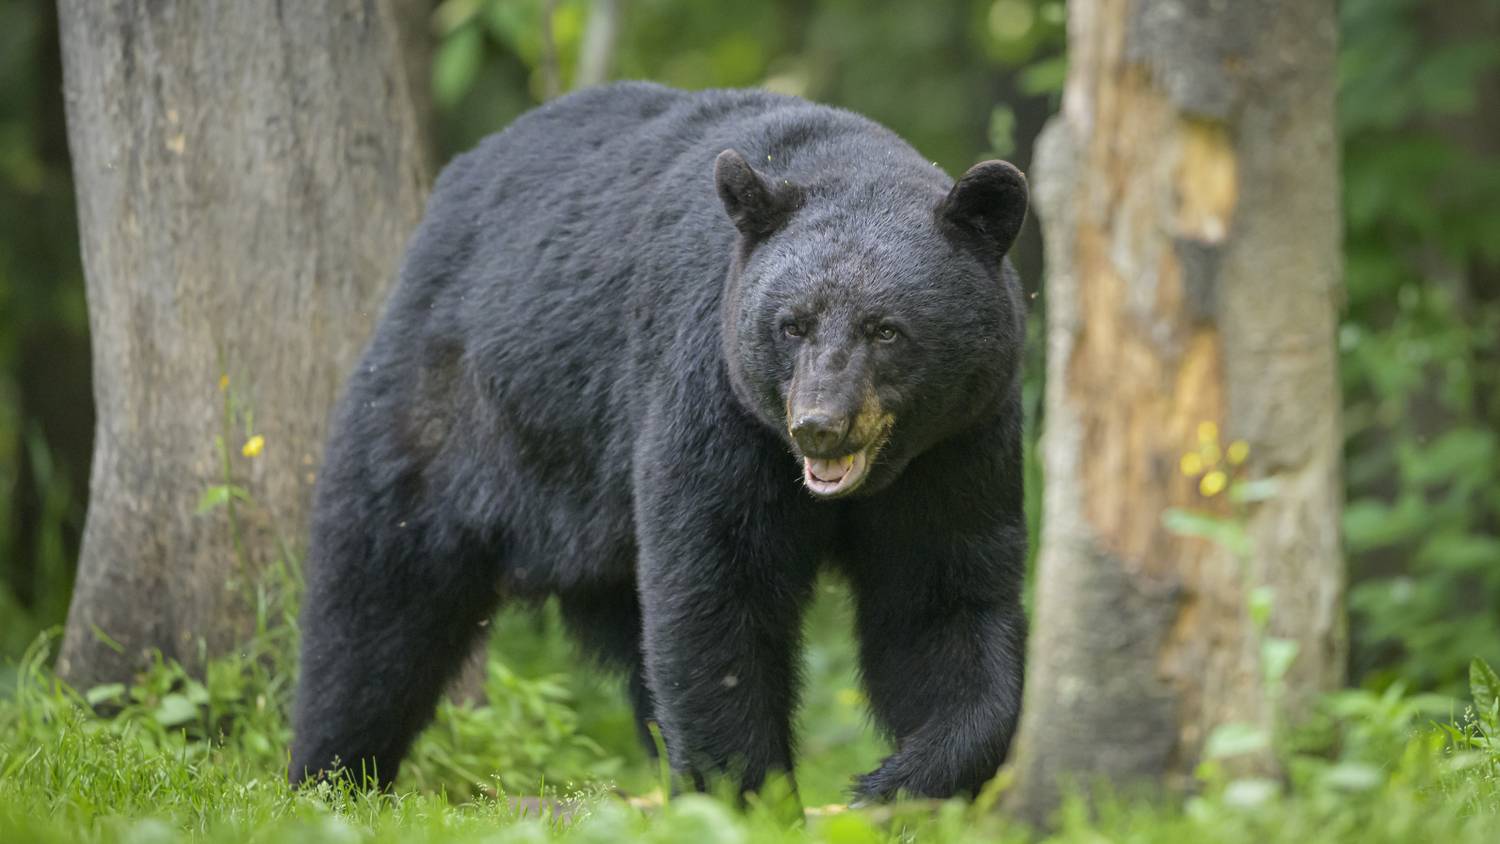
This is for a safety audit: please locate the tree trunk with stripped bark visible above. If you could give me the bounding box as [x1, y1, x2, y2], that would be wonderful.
[1006, 0, 1345, 821]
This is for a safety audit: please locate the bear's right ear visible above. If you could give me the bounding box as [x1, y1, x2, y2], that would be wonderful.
[715, 149, 801, 239]
[937, 160, 1029, 258]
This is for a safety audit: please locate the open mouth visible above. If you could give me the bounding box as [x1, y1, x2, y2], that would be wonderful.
[802, 448, 872, 497]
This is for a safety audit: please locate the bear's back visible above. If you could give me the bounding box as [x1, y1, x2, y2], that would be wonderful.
[394, 82, 940, 410]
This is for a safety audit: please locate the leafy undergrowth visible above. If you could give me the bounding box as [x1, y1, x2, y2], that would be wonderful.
[1, 591, 1498, 843]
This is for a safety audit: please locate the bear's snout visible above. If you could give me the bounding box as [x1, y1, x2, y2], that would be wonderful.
[786, 384, 894, 498]
[790, 410, 851, 457]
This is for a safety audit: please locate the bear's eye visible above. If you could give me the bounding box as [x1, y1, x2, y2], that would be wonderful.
[874, 324, 900, 343]
[781, 320, 805, 339]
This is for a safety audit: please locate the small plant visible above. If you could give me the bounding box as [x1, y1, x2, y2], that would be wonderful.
[198, 368, 295, 575]
[1163, 421, 1295, 784]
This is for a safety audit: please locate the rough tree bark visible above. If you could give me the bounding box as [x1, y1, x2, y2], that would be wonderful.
[56, 0, 431, 688]
[1006, 0, 1344, 820]
[394, 0, 438, 174]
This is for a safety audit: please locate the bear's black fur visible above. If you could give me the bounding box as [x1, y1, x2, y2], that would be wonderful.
[290, 82, 1029, 802]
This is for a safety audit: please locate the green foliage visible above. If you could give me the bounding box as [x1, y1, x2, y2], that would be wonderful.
[400, 611, 631, 797]
[3, 635, 1499, 840]
[0, 0, 89, 666]
[429, 0, 1064, 179]
[1338, 0, 1500, 693]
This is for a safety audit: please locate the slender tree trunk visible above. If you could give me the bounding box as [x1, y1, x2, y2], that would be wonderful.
[575, 0, 623, 89]
[56, 0, 431, 689]
[1007, 0, 1344, 821]
[540, 0, 563, 99]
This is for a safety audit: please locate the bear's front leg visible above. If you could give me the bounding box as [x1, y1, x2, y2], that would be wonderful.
[846, 422, 1028, 802]
[633, 408, 827, 797]
[849, 586, 1026, 801]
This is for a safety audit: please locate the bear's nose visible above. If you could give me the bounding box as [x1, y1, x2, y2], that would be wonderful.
[791, 411, 850, 457]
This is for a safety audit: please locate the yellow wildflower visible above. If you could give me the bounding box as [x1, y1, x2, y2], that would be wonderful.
[241, 435, 265, 458]
[1227, 440, 1250, 465]
[1201, 442, 1222, 467]
[1197, 420, 1219, 444]
[1199, 470, 1228, 497]
[218, 374, 229, 392]
[1180, 453, 1204, 476]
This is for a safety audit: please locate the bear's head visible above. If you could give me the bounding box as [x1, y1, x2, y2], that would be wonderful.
[715, 148, 1028, 499]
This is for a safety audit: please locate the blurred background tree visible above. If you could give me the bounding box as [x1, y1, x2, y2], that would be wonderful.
[53, 0, 432, 689]
[1, 0, 1496, 708]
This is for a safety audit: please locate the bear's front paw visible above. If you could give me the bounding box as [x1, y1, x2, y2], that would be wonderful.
[852, 750, 987, 803]
[850, 763, 904, 806]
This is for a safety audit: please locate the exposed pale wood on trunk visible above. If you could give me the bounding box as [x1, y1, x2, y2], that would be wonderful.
[57, 0, 431, 688]
[1007, 0, 1344, 820]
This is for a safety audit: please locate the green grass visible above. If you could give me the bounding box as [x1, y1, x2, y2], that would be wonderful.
[2, 580, 1498, 843]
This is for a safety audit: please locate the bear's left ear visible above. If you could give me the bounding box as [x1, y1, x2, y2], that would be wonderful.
[715, 149, 802, 239]
[937, 160, 1029, 258]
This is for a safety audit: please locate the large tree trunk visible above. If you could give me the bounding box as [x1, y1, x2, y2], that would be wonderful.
[1007, 0, 1344, 820]
[56, 0, 431, 688]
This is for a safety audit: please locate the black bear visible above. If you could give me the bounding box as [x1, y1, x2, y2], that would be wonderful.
[290, 81, 1029, 802]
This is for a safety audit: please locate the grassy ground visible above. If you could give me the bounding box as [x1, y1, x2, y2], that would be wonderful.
[2, 578, 1497, 843]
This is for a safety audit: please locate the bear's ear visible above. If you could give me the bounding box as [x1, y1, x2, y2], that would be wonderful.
[715, 149, 801, 239]
[937, 160, 1029, 258]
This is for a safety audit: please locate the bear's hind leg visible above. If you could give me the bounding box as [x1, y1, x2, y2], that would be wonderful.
[289, 506, 502, 788]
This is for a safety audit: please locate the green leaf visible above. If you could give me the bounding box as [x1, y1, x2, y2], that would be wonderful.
[84, 683, 125, 706]
[1411, 41, 1500, 116]
[1222, 777, 1280, 809]
[1471, 658, 1500, 729]
[1248, 586, 1276, 629]
[1162, 508, 1250, 555]
[1342, 497, 1422, 553]
[1261, 638, 1300, 684]
[1321, 761, 1384, 792]
[89, 624, 126, 654]
[432, 0, 481, 35]
[1406, 428, 1495, 486]
[196, 484, 248, 515]
[483, 0, 535, 51]
[184, 679, 211, 707]
[153, 693, 199, 728]
[1416, 533, 1500, 573]
[1019, 54, 1067, 96]
[1230, 478, 1280, 503]
[434, 26, 484, 108]
[1204, 722, 1269, 759]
